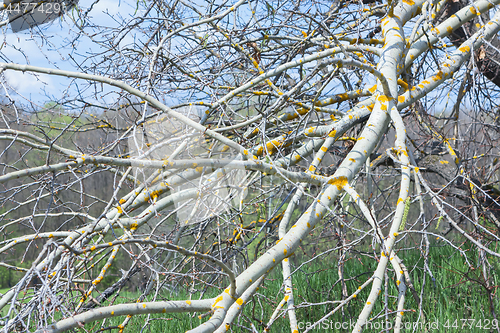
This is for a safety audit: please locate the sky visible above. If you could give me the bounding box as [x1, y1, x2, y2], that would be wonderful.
[0, 0, 478, 116]
[1, 0, 139, 108]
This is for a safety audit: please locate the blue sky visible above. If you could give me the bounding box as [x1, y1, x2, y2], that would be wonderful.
[1, 0, 140, 108]
[0, 1, 475, 115]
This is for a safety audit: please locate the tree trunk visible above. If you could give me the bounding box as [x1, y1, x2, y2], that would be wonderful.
[441, 0, 500, 87]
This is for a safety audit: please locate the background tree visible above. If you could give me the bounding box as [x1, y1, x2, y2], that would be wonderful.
[1, 1, 500, 332]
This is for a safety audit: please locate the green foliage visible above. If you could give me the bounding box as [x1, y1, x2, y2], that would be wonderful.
[76, 245, 499, 332]
[399, 197, 411, 231]
[0, 261, 29, 290]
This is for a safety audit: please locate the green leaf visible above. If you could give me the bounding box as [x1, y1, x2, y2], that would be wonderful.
[265, 2, 275, 17]
[399, 197, 411, 231]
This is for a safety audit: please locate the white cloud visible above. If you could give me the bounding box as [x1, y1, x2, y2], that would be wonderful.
[91, 0, 122, 16]
[90, 0, 136, 20]
[4, 70, 53, 96]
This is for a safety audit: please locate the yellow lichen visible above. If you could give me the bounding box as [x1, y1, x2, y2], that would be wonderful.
[328, 176, 348, 190]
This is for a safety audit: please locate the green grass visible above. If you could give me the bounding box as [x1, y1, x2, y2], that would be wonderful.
[0, 288, 12, 318]
[78, 244, 499, 332]
[1, 244, 498, 332]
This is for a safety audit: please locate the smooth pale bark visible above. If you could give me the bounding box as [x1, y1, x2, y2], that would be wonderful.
[2, 1, 500, 332]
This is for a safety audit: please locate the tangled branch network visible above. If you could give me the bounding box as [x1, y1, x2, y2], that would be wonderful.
[1, 0, 500, 332]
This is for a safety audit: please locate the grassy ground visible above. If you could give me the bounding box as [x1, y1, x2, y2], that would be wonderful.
[1, 244, 498, 332]
[0, 288, 12, 318]
[88, 244, 500, 332]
